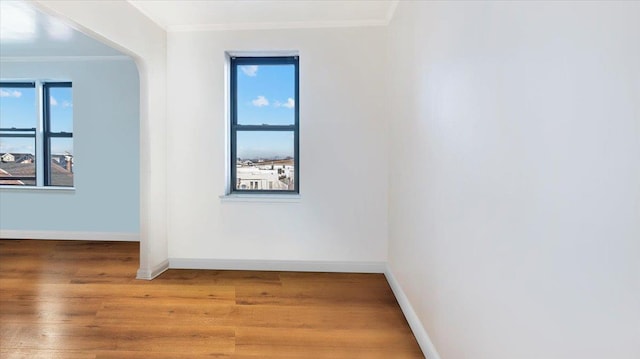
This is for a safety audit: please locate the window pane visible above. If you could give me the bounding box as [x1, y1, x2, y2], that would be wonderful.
[236, 64, 295, 126]
[1, 85, 36, 186]
[0, 85, 36, 129]
[0, 138, 36, 186]
[49, 137, 73, 187]
[48, 86, 73, 133]
[236, 131, 295, 191]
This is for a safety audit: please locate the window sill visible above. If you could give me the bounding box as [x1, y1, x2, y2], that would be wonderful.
[0, 186, 75, 193]
[219, 193, 301, 203]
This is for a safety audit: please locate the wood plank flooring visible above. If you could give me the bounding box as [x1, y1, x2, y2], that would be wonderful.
[0, 240, 424, 358]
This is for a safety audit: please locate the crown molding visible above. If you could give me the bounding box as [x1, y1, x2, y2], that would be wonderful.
[128, 0, 399, 33]
[126, 0, 168, 30]
[386, 0, 400, 24]
[0, 55, 132, 62]
[168, 19, 388, 33]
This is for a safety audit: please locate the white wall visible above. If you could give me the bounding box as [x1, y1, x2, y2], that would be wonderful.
[166, 27, 389, 264]
[387, 1, 640, 359]
[0, 59, 139, 236]
[19, 5, 639, 356]
[33, 0, 168, 278]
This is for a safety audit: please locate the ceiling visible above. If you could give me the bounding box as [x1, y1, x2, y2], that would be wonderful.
[0, 0, 398, 58]
[127, 0, 399, 31]
[0, 1, 125, 58]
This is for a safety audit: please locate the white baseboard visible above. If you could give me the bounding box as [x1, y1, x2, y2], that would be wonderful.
[169, 258, 386, 274]
[136, 259, 169, 280]
[384, 264, 441, 359]
[0, 229, 139, 242]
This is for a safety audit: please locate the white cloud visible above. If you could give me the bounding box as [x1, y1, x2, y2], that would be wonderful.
[273, 98, 295, 109]
[282, 98, 295, 109]
[252, 95, 269, 107]
[50, 96, 58, 106]
[0, 89, 22, 98]
[62, 101, 72, 108]
[240, 65, 258, 77]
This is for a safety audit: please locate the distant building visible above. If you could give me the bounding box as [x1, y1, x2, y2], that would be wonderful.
[1, 153, 37, 163]
[236, 164, 294, 190]
[0, 153, 15, 163]
[15, 154, 34, 164]
[51, 153, 74, 173]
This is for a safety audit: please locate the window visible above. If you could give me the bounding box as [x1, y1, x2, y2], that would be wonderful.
[0, 83, 36, 186]
[230, 56, 299, 194]
[0, 81, 73, 187]
[44, 83, 73, 187]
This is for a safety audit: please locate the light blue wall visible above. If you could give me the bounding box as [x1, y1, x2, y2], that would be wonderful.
[0, 59, 140, 234]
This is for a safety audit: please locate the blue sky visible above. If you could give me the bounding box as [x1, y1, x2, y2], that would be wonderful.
[0, 85, 73, 155]
[236, 64, 295, 159]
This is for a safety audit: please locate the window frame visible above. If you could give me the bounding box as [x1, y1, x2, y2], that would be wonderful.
[43, 82, 73, 187]
[0, 81, 73, 188]
[229, 56, 300, 194]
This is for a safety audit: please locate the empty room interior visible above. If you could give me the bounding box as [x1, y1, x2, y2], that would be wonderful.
[1, 0, 639, 358]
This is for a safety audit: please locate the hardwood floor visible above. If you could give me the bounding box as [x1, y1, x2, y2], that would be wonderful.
[0, 240, 424, 358]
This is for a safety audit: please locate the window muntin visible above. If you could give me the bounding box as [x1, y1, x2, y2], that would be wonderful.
[230, 56, 299, 193]
[0, 81, 73, 187]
